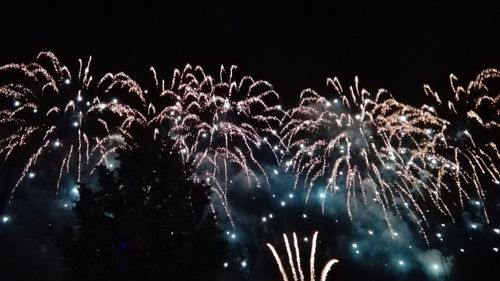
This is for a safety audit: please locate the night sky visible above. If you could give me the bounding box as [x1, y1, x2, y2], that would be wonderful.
[1, 2, 500, 281]
[3, 2, 500, 103]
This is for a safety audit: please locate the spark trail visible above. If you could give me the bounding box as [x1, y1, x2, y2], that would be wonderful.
[266, 231, 338, 281]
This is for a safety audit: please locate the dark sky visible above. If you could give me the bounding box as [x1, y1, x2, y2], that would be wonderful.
[1, 2, 500, 105]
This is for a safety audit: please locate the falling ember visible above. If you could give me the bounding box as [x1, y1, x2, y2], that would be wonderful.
[266, 231, 339, 281]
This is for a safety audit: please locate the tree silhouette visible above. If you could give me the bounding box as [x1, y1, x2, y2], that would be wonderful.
[60, 138, 227, 281]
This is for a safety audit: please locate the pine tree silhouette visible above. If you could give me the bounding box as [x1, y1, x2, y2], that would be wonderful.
[60, 138, 227, 281]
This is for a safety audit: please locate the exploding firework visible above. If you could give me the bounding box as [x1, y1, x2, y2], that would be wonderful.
[281, 76, 494, 241]
[266, 231, 338, 281]
[0, 52, 147, 198]
[422, 69, 500, 221]
[150, 64, 285, 224]
[1, 52, 498, 243]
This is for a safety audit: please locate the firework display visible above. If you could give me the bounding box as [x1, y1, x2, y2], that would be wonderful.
[0, 52, 147, 199]
[0, 52, 499, 236]
[280, 75, 499, 241]
[152, 64, 284, 185]
[421, 70, 500, 217]
[147, 64, 285, 224]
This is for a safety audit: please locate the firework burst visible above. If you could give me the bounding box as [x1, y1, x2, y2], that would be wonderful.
[0, 52, 147, 199]
[150, 64, 285, 224]
[281, 76, 491, 241]
[421, 69, 500, 221]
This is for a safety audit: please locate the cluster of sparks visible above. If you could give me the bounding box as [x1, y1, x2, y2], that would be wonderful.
[1, 52, 499, 240]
